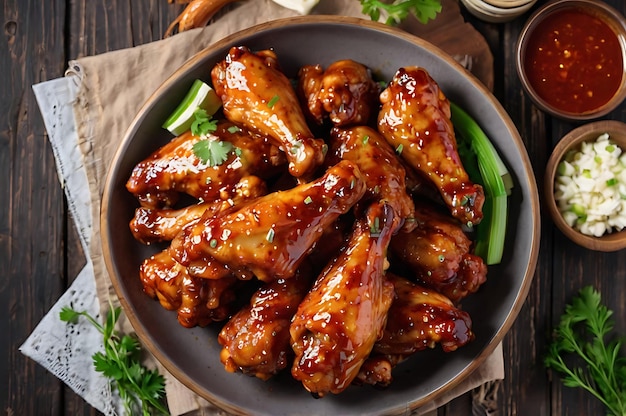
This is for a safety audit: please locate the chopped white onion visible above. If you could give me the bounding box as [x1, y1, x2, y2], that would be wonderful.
[554, 133, 626, 237]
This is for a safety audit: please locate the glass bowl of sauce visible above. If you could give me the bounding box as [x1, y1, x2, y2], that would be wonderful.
[516, 0, 626, 121]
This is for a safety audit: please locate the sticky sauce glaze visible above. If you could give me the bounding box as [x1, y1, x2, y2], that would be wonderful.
[524, 8, 624, 114]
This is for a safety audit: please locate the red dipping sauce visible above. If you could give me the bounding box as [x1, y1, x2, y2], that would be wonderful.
[523, 7, 624, 114]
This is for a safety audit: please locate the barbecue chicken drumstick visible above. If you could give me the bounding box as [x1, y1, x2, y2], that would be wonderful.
[290, 202, 395, 397]
[378, 66, 484, 226]
[169, 160, 366, 282]
[328, 125, 416, 233]
[212, 46, 327, 178]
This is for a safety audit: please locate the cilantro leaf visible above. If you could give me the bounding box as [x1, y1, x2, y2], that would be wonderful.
[267, 94, 280, 108]
[360, 0, 442, 25]
[190, 108, 218, 136]
[192, 139, 235, 167]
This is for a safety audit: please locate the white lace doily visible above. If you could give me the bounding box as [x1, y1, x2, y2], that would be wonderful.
[22, 77, 122, 415]
[20, 263, 122, 415]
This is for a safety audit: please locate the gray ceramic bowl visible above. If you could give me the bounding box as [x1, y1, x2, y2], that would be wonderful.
[101, 16, 540, 415]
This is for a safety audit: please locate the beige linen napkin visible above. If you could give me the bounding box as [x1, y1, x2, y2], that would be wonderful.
[68, 0, 502, 414]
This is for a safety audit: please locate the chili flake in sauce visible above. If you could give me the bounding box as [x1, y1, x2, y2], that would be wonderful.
[524, 8, 624, 114]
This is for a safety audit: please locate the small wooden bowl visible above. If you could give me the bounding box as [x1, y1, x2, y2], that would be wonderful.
[516, 0, 626, 121]
[545, 120, 626, 251]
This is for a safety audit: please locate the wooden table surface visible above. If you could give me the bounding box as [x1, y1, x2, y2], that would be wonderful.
[3, 0, 626, 414]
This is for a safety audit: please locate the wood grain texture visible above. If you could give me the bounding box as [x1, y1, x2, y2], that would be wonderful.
[1, 0, 67, 414]
[4, 0, 626, 415]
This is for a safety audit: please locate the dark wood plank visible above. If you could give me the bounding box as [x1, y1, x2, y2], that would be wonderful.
[5, 0, 626, 414]
[62, 217, 91, 415]
[498, 12, 554, 415]
[68, 0, 183, 57]
[61, 1, 182, 414]
[1, 0, 69, 414]
[543, 1, 626, 414]
[459, 1, 626, 414]
[450, 8, 554, 415]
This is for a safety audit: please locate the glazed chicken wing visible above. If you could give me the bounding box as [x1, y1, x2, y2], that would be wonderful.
[353, 354, 402, 388]
[211, 46, 326, 178]
[218, 270, 312, 380]
[290, 202, 395, 397]
[130, 176, 267, 244]
[389, 202, 487, 303]
[378, 66, 484, 226]
[140, 249, 239, 327]
[375, 273, 474, 355]
[126, 120, 284, 208]
[170, 160, 366, 282]
[328, 125, 415, 233]
[298, 59, 380, 127]
[356, 273, 474, 387]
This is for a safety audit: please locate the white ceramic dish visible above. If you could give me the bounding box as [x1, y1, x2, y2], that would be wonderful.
[462, 0, 537, 22]
[484, 0, 535, 9]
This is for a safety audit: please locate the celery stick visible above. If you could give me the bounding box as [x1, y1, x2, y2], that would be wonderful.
[450, 102, 512, 265]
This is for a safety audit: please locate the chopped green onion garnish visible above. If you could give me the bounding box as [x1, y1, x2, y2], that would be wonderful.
[370, 216, 381, 236]
[290, 141, 303, 155]
[571, 204, 587, 217]
[266, 228, 275, 243]
[267, 95, 280, 108]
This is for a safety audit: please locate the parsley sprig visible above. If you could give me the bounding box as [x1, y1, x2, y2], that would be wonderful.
[60, 305, 169, 416]
[545, 286, 626, 415]
[360, 0, 442, 25]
